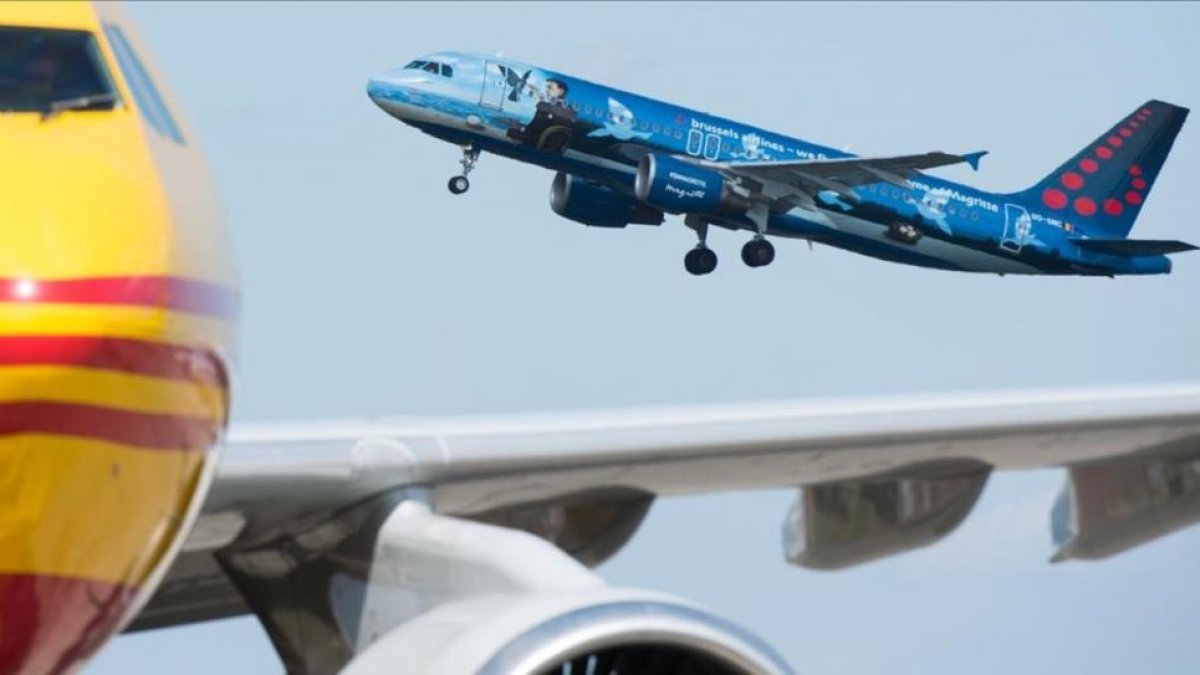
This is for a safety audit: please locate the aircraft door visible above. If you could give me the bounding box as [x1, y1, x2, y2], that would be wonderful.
[1000, 203, 1032, 253]
[480, 61, 508, 110]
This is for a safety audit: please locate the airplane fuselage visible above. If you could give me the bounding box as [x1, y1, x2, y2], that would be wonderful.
[368, 51, 1177, 276]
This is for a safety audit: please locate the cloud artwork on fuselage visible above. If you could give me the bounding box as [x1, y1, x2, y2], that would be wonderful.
[731, 133, 775, 161]
[906, 189, 955, 236]
[587, 97, 653, 141]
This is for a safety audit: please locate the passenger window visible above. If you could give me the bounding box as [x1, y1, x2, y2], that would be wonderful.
[102, 24, 184, 144]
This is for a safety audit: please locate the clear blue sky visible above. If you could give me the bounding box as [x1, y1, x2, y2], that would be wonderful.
[91, 2, 1200, 673]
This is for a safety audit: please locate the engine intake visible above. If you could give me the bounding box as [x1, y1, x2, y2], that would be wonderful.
[634, 153, 749, 215]
[343, 588, 793, 675]
[550, 172, 663, 228]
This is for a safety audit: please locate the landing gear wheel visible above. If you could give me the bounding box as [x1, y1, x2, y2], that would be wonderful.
[684, 247, 718, 276]
[741, 238, 775, 268]
[448, 175, 470, 195]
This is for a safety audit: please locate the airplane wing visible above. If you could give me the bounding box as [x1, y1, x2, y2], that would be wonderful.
[716, 150, 988, 201]
[129, 383, 1200, 674]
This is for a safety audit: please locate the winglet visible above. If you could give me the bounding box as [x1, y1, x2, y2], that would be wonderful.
[962, 151, 988, 171]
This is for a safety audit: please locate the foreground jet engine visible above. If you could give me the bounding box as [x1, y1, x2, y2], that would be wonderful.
[182, 491, 790, 675]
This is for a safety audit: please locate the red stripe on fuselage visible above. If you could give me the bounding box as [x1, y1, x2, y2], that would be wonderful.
[0, 573, 137, 675]
[0, 402, 219, 451]
[0, 336, 227, 388]
[0, 276, 239, 320]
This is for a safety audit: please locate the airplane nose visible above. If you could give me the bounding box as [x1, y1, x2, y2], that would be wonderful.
[0, 126, 234, 671]
[366, 76, 389, 105]
[365, 72, 426, 121]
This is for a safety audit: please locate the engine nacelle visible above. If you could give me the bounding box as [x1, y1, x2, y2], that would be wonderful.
[343, 587, 793, 675]
[550, 172, 663, 228]
[634, 153, 749, 215]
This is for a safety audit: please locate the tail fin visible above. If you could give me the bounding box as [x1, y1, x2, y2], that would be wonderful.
[1014, 100, 1188, 238]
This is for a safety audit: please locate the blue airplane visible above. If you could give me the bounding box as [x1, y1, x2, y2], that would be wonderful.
[367, 52, 1195, 276]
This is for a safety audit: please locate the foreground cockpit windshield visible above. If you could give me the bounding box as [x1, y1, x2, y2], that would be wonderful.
[0, 24, 118, 114]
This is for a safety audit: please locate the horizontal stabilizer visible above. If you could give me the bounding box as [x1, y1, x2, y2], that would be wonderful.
[1075, 238, 1198, 255]
[962, 150, 988, 171]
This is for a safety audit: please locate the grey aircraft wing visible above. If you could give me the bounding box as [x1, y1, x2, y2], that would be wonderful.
[128, 382, 1200, 674]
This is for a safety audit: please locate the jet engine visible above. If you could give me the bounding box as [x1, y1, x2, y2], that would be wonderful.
[634, 153, 750, 215]
[344, 587, 793, 675]
[550, 172, 664, 228]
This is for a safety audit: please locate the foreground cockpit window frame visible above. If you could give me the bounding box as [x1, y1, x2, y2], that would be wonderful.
[101, 23, 185, 144]
[0, 24, 122, 116]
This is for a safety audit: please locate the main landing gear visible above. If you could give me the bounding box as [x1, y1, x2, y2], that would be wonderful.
[740, 203, 775, 269]
[682, 213, 778, 276]
[447, 145, 480, 195]
[684, 247, 718, 276]
[741, 237, 775, 268]
[684, 215, 717, 276]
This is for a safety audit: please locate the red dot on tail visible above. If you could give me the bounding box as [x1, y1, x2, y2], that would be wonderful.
[1125, 191, 1143, 205]
[1130, 120, 1140, 128]
[1119, 128, 1133, 137]
[1042, 188, 1068, 210]
[1074, 197, 1097, 216]
[1132, 177, 1147, 189]
[1107, 136, 1123, 147]
[1080, 158, 1099, 173]
[1103, 199, 1124, 216]
[1129, 165, 1142, 175]
[1096, 146, 1113, 159]
[1061, 172, 1084, 190]
[1141, 108, 1152, 115]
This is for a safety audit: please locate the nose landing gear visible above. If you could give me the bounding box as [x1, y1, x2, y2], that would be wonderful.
[448, 145, 480, 195]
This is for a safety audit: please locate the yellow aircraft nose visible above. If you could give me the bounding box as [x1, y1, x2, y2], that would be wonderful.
[0, 151, 235, 672]
[0, 5, 236, 671]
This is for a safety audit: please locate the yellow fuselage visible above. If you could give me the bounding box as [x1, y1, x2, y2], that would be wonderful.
[0, 3, 236, 672]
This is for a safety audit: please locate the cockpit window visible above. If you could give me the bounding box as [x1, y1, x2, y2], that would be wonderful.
[0, 25, 119, 114]
[103, 24, 184, 144]
[403, 58, 453, 79]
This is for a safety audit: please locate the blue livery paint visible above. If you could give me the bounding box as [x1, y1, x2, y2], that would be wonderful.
[367, 51, 1193, 276]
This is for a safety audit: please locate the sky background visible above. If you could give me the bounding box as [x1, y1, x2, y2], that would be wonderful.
[90, 2, 1200, 673]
